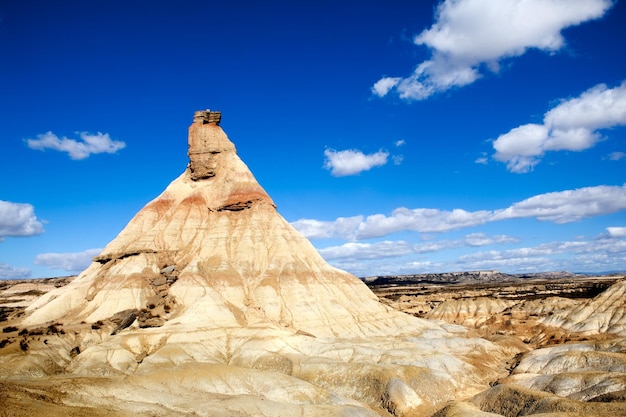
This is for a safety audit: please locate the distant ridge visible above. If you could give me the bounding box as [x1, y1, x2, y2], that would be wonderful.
[362, 270, 588, 286]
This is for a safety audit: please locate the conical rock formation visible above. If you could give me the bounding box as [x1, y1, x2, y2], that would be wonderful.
[2, 110, 508, 416]
[25, 111, 430, 338]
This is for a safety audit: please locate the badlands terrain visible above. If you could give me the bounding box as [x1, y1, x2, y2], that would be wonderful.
[1, 110, 625, 416]
[1, 272, 625, 416]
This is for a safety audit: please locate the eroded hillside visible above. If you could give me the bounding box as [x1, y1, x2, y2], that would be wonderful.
[369, 273, 626, 416]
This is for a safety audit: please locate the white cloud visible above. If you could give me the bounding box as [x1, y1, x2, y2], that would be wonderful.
[293, 183, 626, 240]
[607, 227, 626, 238]
[0, 262, 31, 280]
[544, 82, 626, 131]
[34, 248, 101, 273]
[475, 153, 488, 165]
[493, 81, 626, 172]
[373, 0, 613, 100]
[456, 255, 554, 273]
[394, 139, 406, 147]
[27, 131, 126, 160]
[319, 233, 517, 261]
[464, 232, 517, 246]
[335, 236, 626, 276]
[457, 237, 626, 272]
[323, 148, 389, 176]
[608, 151, 625, 160]
[493, 183, 626, 223]
[372, 77, 401, 97]
[319, 240, 417, 261]
[492, 124, 548, 172]
[0, 200, 44, 240]
[291, 216, 363, 240]
[356, 207, 493, 239]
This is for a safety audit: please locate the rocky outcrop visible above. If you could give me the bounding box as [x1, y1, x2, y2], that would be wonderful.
[541, 279, 626, 336]
[427, 297, 516, 327]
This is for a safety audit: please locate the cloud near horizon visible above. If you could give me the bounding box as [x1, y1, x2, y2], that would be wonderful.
[34, 248, 102, 273]
[292, 183, 626, 240]
[319, 233, 517, 261]
[372, 0, 613, 101]
[327, 233, 626, 277]
[0, 262, 31, 280]
[460, 237, 626, 266]
[0, 200, 45, 240]
[27, 131, 126, 160]
[323, 148, 389, 176]
[493, 81, 626, 172]
[608, 227, 626, 238]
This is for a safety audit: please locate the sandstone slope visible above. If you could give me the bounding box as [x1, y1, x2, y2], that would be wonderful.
[541, 278, 626, 336]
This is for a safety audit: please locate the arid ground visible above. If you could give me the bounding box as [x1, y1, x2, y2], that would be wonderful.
[2, 273, 625, 416]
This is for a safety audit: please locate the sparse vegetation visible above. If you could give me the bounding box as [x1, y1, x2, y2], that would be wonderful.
[19, 339, 28, 351]
[46, 324, 60, 334]
[28, 328, 44, 336]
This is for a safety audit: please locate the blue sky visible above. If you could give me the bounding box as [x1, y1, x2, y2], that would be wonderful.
[1, 0, 625, 279]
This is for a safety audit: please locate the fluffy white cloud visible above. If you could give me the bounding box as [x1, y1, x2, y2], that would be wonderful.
[0, 200, 44, 240]
[323, 148, 389, 176]
[27, 131, 126, 160]
[290, 216, 363, 240]
[373, 0, 612, 100]
[356, 207, 493, 239]
[544, 82, 626, 131]
[319, 240, 417, 261]
[372, 77, 401, 97]
[493, 81, 626, 172]
[293, 183, 626, 240]
[607, 227, 626, 238]
[0, 262, 31, 280]
[494, 183, 626, 223]
[34, 248, 101, 273]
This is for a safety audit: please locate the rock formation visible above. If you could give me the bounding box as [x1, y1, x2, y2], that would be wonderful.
[22, 110, 444, 339]
[370, 276, 626, 416]
[541, 278, 626, 336]
[0, 110, 508, 416]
